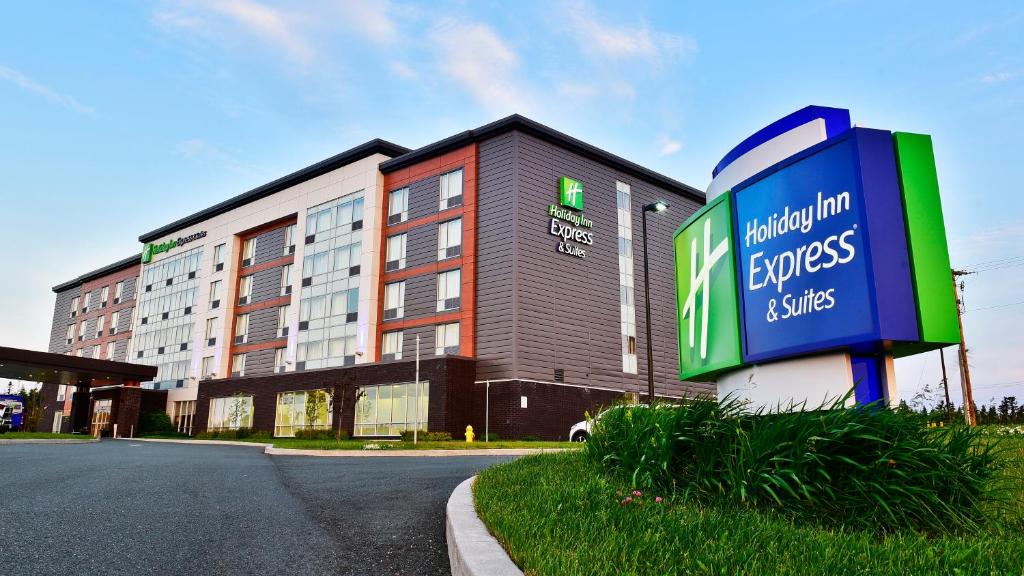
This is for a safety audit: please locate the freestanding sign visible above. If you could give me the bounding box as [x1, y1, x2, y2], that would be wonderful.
[674, 106, 959, 406]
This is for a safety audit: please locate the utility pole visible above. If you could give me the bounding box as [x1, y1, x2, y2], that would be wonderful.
[952, 269, 977, 426]
[939, 347, 952, 421]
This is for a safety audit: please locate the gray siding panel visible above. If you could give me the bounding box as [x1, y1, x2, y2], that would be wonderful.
[404, 224, 436, 270]
[48, 287, 80, 354]
[248, 306, 281, 344]
[254, 227, 286, 266]
[251, 266, 282, 305]
[401, 324, 436, 359]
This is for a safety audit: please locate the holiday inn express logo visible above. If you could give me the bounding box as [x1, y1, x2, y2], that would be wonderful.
[559, 176, 584, 210]
[674, 192, 743, 380]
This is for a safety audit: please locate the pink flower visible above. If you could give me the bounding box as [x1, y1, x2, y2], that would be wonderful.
[655, 497, 663, 504]
[621, 496, 633, 505]
[632, 490, 642, 498]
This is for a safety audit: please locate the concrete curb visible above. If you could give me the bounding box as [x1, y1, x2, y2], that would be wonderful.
[0, 438, 99, 445]
[122, 438, 570, 457]
[446, 476, 523, 576]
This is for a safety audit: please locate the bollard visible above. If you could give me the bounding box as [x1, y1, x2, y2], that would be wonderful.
[465, 425, 475, 443]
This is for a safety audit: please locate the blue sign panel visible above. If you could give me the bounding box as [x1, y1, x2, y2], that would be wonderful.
[733, 128, 919, 363]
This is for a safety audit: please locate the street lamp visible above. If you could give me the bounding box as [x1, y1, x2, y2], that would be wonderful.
[641, 201, 669, 404]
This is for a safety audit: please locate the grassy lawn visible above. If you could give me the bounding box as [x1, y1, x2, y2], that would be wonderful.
[0, 432, 84, 440]
[138, 434, 576, 451]
[474, 437, 1024, 576]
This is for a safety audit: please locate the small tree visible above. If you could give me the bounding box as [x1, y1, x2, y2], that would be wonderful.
[227, 393, 250, 429]
[17, 386, 45, 432]
[305, 389, 329, 430]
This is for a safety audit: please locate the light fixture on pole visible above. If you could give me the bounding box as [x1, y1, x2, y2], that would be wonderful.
[414, 334, 420, 444]
[641, 201, 669, 404]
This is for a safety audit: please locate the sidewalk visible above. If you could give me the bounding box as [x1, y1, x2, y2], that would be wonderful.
[121, 437, 571, 457]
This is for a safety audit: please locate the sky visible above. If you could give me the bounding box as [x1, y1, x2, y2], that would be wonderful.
[0, 1, 1020, 407]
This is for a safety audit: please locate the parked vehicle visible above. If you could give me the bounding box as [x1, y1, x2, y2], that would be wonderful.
[569, 403, 673, 442]
[0, 395, 25, 432]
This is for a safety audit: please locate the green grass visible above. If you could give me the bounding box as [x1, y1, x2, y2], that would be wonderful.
[474, 446, 1024, 576]
[137, 434, 575, 451]
[0, 432, 83, 440]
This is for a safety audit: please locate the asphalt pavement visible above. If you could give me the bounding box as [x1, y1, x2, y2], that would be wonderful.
[0, 440, 511, 575]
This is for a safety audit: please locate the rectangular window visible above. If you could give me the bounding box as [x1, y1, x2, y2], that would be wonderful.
[205, 317, 217, 341]
[69, 296, 79, 318]
[208, 395, 253, 430]
[114, 281, 124, 304]
[241, 238, 256, 267]
[354, 381, 428, 437]
[385, 234, 407, 271]
[100, 286, 109, 306]
[439, 169, 464, 210]
[616, 181, 639, 374]
[283, 224, 297, 256]
[435, 322, 460, 355]
[57, 385, 66, 402]
[110, 311, 120, 334]
[95, 315, 105, 338]
[201, 356, 215, 379]
[275, 389, 332, 437]
[234, 313, 249, 344]
[383, 281, 405, 320]
[437, 218, 462, 260]
[238, 275, 253, 305]
[280, 264, 292, 296]
[91, 347, 100, 359]
[210, 280, 222, 308]
[274, 347, 288, 373]
[231, 353, 247, 377]
[388, 187, 409, 224]
[78, 320, 87, 341]
[436, 269, 461, 312]
[105, 342, 115, 360]
[213, 243, 226, 271]
[65, 325, 75, 344]
[82, 291, 91, 313]
[277, 305, 290, 337]
[382, 330, 403, 361]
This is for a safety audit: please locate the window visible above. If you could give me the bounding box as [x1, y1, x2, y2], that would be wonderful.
[385, 234, 407, 271]
[82, 291, 91, 313]
[280, 264, 292, 296]
[238, 275, 253, 305]
[95, 315, 105, 338]
[436, 269, 461, 312]
[333, 241, 362, 274]
[105, 342, 115, 360]
[234, 313, 249, 344]
[330, 288, 359, 321]
[382, 330, 403, 361]
[78, 321, 86, 341]
[113, 281, 124, 304]
[65, 325, 75, 345]
[100, 286, 109, 306]
[616, 182, 639, 374]
[69, 296, 79, 318]
[91, 347, 100, 359]
[435, 322, 460, 355]
[201, 355, 215, 379]
[277, 305, 290, 338]
[439, 169, 463, 210]
[173, 400, 196, 435]
[57, 385, 66, 402]
[274, 347, 288, 373]
[213, 243, 226, 271]
[110, 311, 120, 335]
[437, 219, 462, 260]
[283, 224, 297, 256]
[388, 187, 408, 224]
[210, 280, 222, 308]
[383, 281, 405, 320]
[241, 238, 256, 267]
[231, 353, 247, 377]
[275, 389, 331, 437]
[208, 395, 253, 430]
[354, 381, 428, 436]
[205, 317, 217, 344]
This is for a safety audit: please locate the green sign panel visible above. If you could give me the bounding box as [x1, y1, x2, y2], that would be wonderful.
[559, 176, 584, 211]
[674, 192, 743, 381]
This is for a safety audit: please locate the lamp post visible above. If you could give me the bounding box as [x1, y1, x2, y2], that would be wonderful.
[641, 201, 669, 404]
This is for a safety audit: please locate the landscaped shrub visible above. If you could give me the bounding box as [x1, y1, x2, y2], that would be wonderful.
[399, 430, 452, 442]
[292, 428, 335, 440]
[196, 428, 271, 441]
[138, 411, 175, 436]
[585, 396, 1004, 534]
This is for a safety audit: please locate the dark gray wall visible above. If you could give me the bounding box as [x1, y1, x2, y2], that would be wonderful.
[241, 225, 290, 377]
[475, 130, 713, 398]
[48, 286, 80, 354]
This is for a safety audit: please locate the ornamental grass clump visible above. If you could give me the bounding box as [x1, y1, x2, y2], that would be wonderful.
[585, 396, 1004, 534]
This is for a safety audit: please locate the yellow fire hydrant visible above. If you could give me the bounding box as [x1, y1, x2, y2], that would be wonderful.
[465, 425, 475, 443]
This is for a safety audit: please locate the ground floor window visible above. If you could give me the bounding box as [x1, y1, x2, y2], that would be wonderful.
[208, 395, 254, 430]
[274, 389, 332, 437]
[354, 381, 428, 437]
[173, 400, 196, 435]
[91, 399, 112, 436]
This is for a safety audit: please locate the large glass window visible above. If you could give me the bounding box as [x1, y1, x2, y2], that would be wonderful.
[616, 182, 638, 374]
[385, 234, 407, 271]
[436, 269, 461, 312]
[238, 275, 253, 305]
[354, 382, 428, 436]
[439, 169, 463, 210]
[234, 313, 249, 344]
[231, 352, 246, 376]
[274, 389, 332, 437]
[382, 330, 403, 361]
[388, 187, 409, 224]
[208, 395, 253, 430]
[435, 322, 460, 355]
[437, 218, 462, 260]
[241, 238, 256, 267]
[383, 281, 405, 320]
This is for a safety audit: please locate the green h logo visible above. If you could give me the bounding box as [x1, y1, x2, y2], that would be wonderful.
[674, 192, 742, 381]
[141, 243, 154, 264]
[559, 177, 584, 211]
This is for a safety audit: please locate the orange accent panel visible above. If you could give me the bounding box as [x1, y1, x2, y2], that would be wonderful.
[235, 295, 292, 314]
[383, 259, 461, 283]
[381, 311, 462, 331]
[239, 255, 294, 276]
[233, 338, 288, 354]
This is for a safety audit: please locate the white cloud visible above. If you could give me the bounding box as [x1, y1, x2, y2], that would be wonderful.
[390, 61, 417, 80]
[174, 138, 257, 175]
[657, 135, 682, 156]
[980, 70, 1022, 84]
[560, 0, 697, 66]
[340, 0, 397, 45]
[430, 19, 532, 114]
[0, 64, 95, 115]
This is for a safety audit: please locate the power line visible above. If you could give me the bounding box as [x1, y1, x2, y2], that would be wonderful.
[966, 299, 1024, 313]
[963, 254, 1024, 269]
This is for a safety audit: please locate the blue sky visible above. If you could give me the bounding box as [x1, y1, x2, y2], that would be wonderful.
[0, 1, 1021, 406]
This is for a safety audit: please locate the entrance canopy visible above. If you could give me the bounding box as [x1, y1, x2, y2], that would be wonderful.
[0, 346, 157, 388]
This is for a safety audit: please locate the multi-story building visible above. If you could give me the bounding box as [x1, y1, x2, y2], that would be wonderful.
[45, 115, 709, 440]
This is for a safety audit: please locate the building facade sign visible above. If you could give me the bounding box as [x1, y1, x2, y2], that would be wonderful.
[141, 231, 207, 264]
[548, 177, 593, 258]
